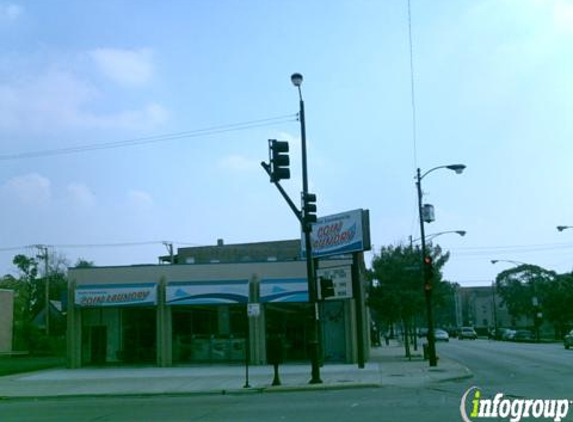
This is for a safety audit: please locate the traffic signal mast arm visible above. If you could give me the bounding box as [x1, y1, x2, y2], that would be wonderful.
[260, 161, 303, 223]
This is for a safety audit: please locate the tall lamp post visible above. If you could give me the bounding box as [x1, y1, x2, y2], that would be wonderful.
[291, 73, 321, 384]
[416, 164, 465, 367]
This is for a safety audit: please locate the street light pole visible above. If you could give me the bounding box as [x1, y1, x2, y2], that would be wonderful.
[415, 164, 465, 367]
[416, 168, 437, 366]
[291, 72, 322, 384]
[410, 230, 466, 244]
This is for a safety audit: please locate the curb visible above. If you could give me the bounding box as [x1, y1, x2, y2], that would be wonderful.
[0, 382, 382, 401]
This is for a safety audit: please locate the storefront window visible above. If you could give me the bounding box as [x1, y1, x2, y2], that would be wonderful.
[172, 305, 247, 363]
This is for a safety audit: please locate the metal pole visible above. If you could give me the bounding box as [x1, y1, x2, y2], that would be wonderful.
[298, 85, 322, 384]
[492, 281, 498, 336]
[244, 313, 250, 388]
[416, 168, 437, 367]
[352, 253, 365, 368]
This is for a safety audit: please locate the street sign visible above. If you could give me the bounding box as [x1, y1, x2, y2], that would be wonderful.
[316, 265, 353, 300]
[247, 303, 260, 317]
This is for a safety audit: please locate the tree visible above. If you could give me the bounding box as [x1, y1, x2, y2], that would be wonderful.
[1, 251, 73, 352]
[495, 264, 556, 323]
[75, 258, 94, 268]
[368, 243, 451, 355]
[538, 273, 573, 338]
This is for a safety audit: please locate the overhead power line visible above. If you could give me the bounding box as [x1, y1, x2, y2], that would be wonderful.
[0, 114, 296, 161]
[0, 240, 201, 253]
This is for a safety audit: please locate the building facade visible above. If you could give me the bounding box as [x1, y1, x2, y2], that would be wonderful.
[455, 285, 524, 333]
[67, 240, 369, 368]
[0, 289, 14, 353]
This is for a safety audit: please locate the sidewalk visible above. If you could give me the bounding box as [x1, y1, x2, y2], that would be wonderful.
[0, 341, 472, 399]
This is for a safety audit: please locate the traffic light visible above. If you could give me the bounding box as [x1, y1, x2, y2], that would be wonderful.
[269, 139, 290, 182]
[320, 277, 335, 299]
[302, 192, 317, 225]
[423, 256, 434, 283]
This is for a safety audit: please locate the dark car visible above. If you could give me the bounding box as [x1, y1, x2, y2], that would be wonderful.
[514, 329, 535, 342]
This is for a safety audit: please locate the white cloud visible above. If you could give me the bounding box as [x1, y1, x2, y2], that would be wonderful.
[67, 183, 96, 208]
[2, 173, 51, 205]
[0, 3, 23, 21]
[554, 0, 573, 33]
[90, 48, 153, 87]
[128, 190, 153, 208]
[0, 69, 168, 131]
[218, 155, 259, 172]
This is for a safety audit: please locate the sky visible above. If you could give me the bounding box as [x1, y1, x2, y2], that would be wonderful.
[1, 0, 572, 287]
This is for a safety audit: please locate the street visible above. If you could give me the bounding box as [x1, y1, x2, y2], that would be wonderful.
[1, 340, 572, 422]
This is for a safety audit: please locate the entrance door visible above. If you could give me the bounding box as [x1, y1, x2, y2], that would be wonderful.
[90, 326, 107, 364]
[321, 301, 346, 362]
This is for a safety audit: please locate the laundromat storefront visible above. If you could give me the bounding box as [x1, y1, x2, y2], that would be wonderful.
[75, 283, 158, 365]
[67, 260, 366, 368]
[167, 278, 310, 364]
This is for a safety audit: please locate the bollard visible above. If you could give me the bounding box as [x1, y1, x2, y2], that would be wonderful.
[267, 334, 284, 386]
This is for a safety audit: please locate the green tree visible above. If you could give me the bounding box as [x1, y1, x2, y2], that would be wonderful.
[495, 264, 556, 323]
[368, 243, 450, 355]
[539, 273, 573, 338]
[1, 252, 72, 352]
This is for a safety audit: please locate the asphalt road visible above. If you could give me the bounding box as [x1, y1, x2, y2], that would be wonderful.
[1, 340, 572, 422]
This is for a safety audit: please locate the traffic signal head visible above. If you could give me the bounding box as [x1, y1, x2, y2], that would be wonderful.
[423, 256, 434, 281]
[269, 139, 290, 182]
[302, 192, 317, 225]
[320, 277, 335, 299]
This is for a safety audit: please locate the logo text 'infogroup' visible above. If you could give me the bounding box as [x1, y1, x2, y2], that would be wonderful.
[460, 387, 570, 422]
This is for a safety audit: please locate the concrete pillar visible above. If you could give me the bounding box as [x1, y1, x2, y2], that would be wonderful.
[156, 278, 172, 367]
[67, 280, 82, 368]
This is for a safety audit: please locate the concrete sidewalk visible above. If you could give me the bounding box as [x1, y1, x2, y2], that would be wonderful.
[0, 342, 472, 399]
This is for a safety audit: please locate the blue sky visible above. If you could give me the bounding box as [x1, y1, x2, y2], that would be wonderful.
[1, 0, 572, 286]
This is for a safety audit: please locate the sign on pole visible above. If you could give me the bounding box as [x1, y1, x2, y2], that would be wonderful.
[316, 265, 353, 300]
[301, 209, 371, 259]
[247, 303, 260, 317]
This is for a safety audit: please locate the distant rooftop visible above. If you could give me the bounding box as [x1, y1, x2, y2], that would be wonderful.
[159, 239, 302, 265]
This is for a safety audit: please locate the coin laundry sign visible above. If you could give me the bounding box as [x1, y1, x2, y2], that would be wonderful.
[75, 283, 157, 307]
[302, 209, 371, 258]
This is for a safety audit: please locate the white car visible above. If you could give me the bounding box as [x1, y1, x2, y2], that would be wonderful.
[434, 328, 450, 342]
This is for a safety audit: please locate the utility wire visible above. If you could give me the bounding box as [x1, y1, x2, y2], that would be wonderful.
[407, 0, 418, 170]
[0, 114, 296, 161]
[0, 240, 201, 252]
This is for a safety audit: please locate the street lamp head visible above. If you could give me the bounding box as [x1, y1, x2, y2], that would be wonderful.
[291, 73, 303, 87]
[446, 164, 466, 174]
[456, 230, 467, 237]
[557, 225, 569, 232]
[491, 260, 499, 264]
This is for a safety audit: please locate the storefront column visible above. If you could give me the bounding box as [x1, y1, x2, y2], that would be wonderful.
[67, 280, 82, 368]
[157, 278, 172, 367]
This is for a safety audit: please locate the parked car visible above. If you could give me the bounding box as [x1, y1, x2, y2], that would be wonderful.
[502, 329, 516, 341]
[564, 330, 573, 349]
[514, 329, 535, 342]
[417, 328, 428, 338]
[458, 327, 478, 340]
[434, 328, 450, 342]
